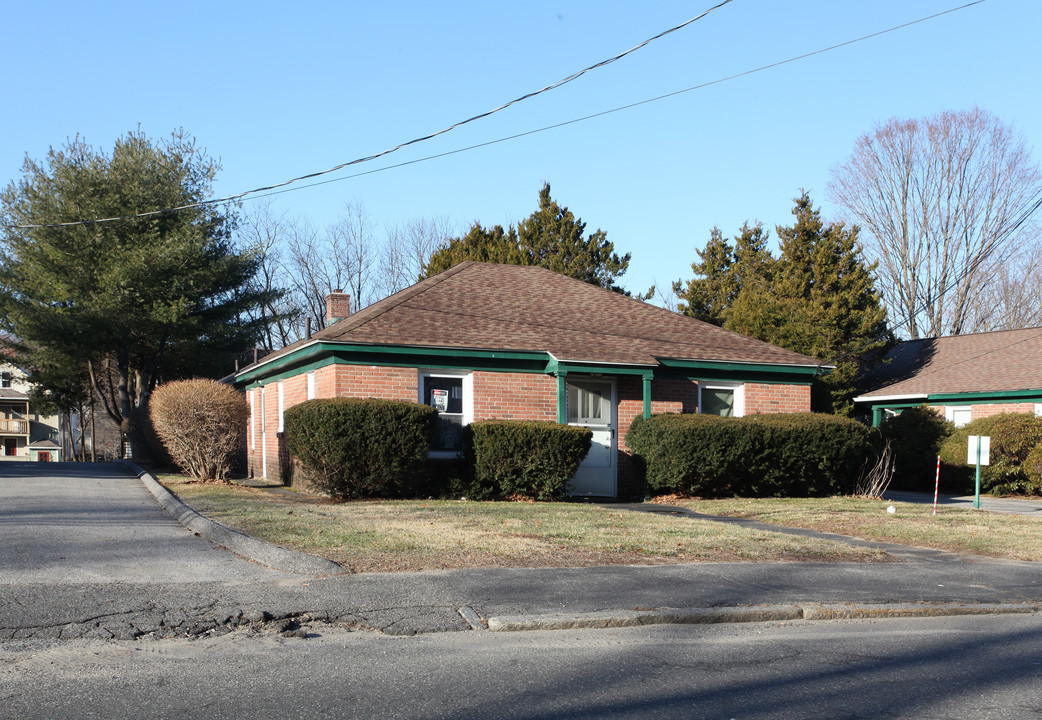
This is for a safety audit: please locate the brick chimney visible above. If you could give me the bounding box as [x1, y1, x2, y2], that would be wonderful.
[325, 289, 351, 326]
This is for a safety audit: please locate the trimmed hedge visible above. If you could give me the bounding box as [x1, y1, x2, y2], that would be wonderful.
[467, 420, 593, 500]
[879, 406, 954, 491]
[938, 413, 1042, 495]
[626, 412, 876, 497]
[283, 398, 437, 500]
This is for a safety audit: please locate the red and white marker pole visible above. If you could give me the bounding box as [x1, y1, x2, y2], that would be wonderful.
[933, 456, 941, 516]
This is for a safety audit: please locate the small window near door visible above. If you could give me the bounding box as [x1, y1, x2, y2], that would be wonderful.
[701, 383, 744, 417]
[422, 374, 468, 453]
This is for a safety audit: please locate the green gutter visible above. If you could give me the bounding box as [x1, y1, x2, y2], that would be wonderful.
[236, 342, 554, 387]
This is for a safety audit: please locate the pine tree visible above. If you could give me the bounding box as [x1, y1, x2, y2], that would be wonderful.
[422, 183, 630, 290]
[728, 193, 892, 414]
[675, 222, 774, 326]
[0, 130, 278, 459]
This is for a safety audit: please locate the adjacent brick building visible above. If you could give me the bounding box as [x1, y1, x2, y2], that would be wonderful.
[855, 327, 1042, 428]
[234, 262, 822, 498]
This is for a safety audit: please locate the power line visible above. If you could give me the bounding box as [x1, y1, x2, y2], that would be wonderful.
[6, 0, 734, 230]
[250, 0, 991, 203]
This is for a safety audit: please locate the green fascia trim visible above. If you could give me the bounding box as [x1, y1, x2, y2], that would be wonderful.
[546, 358, 656, 378]
[236, 342, 554, 387]
[927, 389, 1042, 404]
[655, 365, 816, 385]
[657, 358, 823, 378]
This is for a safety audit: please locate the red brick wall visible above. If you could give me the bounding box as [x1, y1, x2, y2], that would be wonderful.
[744, 383, 812, 414]
[247, 364, 814, 497]
[971, 403, 1036, 421]
[472, 371, 557, 421]
[922, 402, 1039, 426]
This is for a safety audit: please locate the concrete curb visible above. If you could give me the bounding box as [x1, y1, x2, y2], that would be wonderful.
[121, 461, 347, 576]
[486, 602, 1040, 632]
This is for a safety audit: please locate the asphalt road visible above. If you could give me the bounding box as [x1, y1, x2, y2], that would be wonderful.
[4, 614, 1042, 719]
[5, 461, 1042, 718]
[0, 461, 293, 584]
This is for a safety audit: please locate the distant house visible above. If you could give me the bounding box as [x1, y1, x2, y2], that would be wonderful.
[854, 327, 1042, 428]
[0, 362, 61, 461]
[233, 262, 825, 498]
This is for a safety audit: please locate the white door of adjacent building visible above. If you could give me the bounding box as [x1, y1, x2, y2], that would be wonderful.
[565, 379, 617, 497]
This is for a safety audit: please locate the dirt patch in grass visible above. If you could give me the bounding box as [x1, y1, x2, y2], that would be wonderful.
[158, 478, 887, 572]
[658, 496, 1042, 562]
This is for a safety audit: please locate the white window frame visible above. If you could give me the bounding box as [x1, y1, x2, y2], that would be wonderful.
[307, 372, 316, 400]
[419, 370, 473, 458]
[699, 382, 745, 418]
[945, 406, 972, 428]
[249, 391, 255, 450]
[277, 381, 285, 432]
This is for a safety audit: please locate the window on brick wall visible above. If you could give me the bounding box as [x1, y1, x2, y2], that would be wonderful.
[945, 406, 971, 428]
[700, 382, 744, 417]
[420, 371, 472, 455]
[307, 372, 316, 400]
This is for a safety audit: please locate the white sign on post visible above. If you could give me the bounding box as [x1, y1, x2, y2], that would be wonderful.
[967, 435, 991, 466]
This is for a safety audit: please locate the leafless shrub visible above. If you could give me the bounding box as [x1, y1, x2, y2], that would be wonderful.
[855, 440, 896, 499]
[150, 379, 248, 482]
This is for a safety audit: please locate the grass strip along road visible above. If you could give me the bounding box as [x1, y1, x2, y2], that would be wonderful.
[160, 476, 1042, 572]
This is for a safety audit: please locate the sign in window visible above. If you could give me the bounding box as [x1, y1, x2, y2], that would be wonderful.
[424, 375, 464, 452]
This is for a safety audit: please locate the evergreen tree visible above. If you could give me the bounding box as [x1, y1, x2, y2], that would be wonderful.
[674, 222, 773, 326]
[676, 193, 892, 414]
[0, 130, 277, 459]
[728, 193, 892, 414]
[423, 183, 630, 290]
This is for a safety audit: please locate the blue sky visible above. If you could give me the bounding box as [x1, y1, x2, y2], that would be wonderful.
[3, 1, 1039, 298]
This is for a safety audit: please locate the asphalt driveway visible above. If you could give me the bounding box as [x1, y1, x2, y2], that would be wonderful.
[0, 461, 290, 584]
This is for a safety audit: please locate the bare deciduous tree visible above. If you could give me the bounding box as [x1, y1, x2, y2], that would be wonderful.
[828, 108, 1042, 339]
[382, 216, 455, 294]
[239, 201, 300, 349]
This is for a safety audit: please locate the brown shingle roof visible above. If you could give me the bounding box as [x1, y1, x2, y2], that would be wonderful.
[857, 326, 1042, 399]
[253, 262, 821, 371]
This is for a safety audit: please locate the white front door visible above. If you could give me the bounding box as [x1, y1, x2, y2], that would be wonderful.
[566, 379, 617, 497]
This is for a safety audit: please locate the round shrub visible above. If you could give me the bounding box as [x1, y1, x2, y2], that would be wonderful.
[938, 412, 1042, 495]
[150, 379, 248, 482]
[284, 398, 437, 500]
[879, 406, 954, 491]
[468, 420, 592, 500]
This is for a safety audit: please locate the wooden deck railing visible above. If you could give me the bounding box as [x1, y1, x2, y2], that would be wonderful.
[0, 419, 29, 434]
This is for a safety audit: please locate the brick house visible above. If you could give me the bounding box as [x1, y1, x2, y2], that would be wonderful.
[854, 327, 1042, 428]
[234, 262, 824, 498]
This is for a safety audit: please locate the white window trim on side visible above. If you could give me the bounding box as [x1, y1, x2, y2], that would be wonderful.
[277, 381, 285, 433]
[307, 372, 316, 400]
[419, 370, 473, 458]
[945, 406, 972, 428]
[699, 382, 745, 418]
